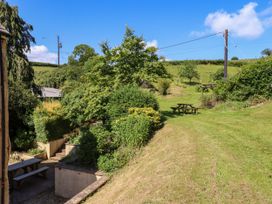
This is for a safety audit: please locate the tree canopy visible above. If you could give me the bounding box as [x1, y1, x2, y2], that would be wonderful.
[179, 62, 199, 83]
[84, 27, 169, 88]
[261, 48, 272, 57]
[68, 44, 97, 66]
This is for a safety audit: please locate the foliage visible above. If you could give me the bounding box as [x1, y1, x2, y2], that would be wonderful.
[214, 58, 272, 101]
[33, 105, 71, 143]
[27, 148, 45, 155]
[84, 27, 169, 88]
[200, 94, 217, 109]
[157, 79, 170, 95]
[14, 130, 36, 151]
[90, 126, 117, 155]
[68, 44, 97, 66]
[231, 56, 239, 60]
[97, 147, 135, 172]
[128, 107, 161, 129]
[76, 127, 98, 166]
[112, 114, 152, 148]
[0, 2, 35, 86]
[210, 68, 225, 81]
[165, 59, 248, 67]
[261, 48, 272, 57]
[107, 85, 159, 121]
[179, 62, 199, 83]
[61, 84, 110, 125]
[30, 62, 58, 67]
[9, 80, 39, 149]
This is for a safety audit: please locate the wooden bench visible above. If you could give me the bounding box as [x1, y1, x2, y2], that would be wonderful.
[13, 166, 49, 188]
[171, 107, 178, 113]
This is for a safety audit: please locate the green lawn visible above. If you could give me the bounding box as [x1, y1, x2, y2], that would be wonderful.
[85, 64, 272, 203]
[33, 66, 58, 72]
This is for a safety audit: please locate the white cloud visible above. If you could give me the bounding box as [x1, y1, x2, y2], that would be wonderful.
[190, 30, 211, 37]
[26, 45, 58, 64]
[205, 2, 264, 39]
[145, 40, 158, 48]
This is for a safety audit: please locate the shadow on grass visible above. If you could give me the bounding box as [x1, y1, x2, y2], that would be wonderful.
[184, 81, 200, 86]
[161, 110, 183, 122]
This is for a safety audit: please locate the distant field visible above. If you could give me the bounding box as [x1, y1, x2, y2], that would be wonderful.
[33, 66, 59, 72]
[166, 64, 239, 84]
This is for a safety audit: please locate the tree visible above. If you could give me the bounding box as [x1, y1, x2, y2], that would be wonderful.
[68, 44, 97, 66]
[0, 2, 35, 87]
[261, 48, 272, 57]
[231, 56, 239, 60]
[179, 62, 199, 83]
[0, 2, 37, 149]
[84, 27, 169, 88]
[210, 68, 224, 81]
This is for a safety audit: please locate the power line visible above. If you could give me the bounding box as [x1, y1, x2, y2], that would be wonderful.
[158, 32, 223, 50]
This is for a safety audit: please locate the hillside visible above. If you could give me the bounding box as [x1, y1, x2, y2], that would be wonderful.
[85, 65, 272, 203]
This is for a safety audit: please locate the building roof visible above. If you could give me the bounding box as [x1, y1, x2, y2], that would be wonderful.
[39, 87, 62, 98]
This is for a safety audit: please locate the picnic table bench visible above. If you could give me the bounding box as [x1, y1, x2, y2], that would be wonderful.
[8, 158, 49, 189]
[171, 103, 199, 115]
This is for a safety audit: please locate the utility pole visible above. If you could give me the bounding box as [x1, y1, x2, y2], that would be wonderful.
[224, 29, 228, 79]
[57, 35, 62, 66]
[0, 24, 10, 204]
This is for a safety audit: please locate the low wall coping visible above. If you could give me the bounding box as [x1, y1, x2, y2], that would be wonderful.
[64, 176, 109, 204]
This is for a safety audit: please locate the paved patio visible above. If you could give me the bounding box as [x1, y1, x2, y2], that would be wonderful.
[10, 160, 67, 204]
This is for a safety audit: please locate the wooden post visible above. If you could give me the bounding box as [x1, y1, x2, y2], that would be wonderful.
[0, 24, 10, 204]
[224, 29, 228, 79]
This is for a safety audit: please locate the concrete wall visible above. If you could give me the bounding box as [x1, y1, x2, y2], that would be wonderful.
[55, 165, 98, 199]
[38, 138, 66, 158]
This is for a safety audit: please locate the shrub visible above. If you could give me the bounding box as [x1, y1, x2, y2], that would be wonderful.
[76, 127, 98, 166]
[157, 79, 170, 95]
[210, 68, 224, 82]
[33, 105, 71, 143]
[97, 147, 135, 172]
[90, 126, 117, 154]
[128, 107, 161, 129]
[107, 85, 159, 121]
[231, 56, 239, 60]
[112, 114, 152, 148]
[14, 130, 36, 151]
[200, 94, 217, 109]
[61, 84, 109, 125]
[179, 62, 199, 83]
[214, 58, 272, 101]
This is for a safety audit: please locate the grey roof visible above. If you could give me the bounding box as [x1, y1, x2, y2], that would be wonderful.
[39, 87, 62, 98]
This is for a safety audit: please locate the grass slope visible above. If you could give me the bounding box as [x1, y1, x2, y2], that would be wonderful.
[85, 64, 272, 203]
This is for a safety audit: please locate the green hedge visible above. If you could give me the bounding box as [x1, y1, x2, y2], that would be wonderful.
[107, 85, 159, 121]
[164, 59, 248, 67]
[33, 107, 71, 143]
[112, 114, 152, 148]
[214, 58, 272, 101]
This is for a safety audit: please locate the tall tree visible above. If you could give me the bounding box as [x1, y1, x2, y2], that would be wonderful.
[261, 48, 272, 57]
[68, 44, 97, 66]
[0, 2, 38, 149]
[0, 2, 35, 87]
[179, 62, 199, 83]
[85, 27, 169, 88]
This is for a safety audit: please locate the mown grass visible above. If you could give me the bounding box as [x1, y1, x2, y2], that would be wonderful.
[33, 66, 58, 72]
[85, 63, 272, 203]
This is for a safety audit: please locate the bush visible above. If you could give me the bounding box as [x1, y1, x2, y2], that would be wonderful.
[231, 56, 239, 61]
[14, 130, 36, 151]
[214, 58, 272, 101]
[76, 127, 98, 166]
[112, 114, 152, 148]
[157, 79, 170, 95]
[97, 147, 135, 172]
[107, 85, 159, 121]
[61, 84, 109, 125]
[210, 68, 224, 82]
[200, 94, 217, 109]
[90, 126, 117, 154]
[128, 107, 161, 129]
[33, 105, 71, 143]
[179, 62, 199, 83]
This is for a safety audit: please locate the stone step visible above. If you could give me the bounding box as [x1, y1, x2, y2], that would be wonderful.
[55, 152, 65, 158]
[50, 156, 63, 161]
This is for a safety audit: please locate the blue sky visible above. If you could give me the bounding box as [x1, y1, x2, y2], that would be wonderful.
[6, 0, 272, 64]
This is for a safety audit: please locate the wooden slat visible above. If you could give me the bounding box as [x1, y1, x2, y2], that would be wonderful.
[8, 158, 41, 172]
[13, 166, 49, 181]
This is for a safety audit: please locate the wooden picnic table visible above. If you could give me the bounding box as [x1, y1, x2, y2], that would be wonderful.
[8, 158, 42, 188]
[171, 103, 198, 114]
